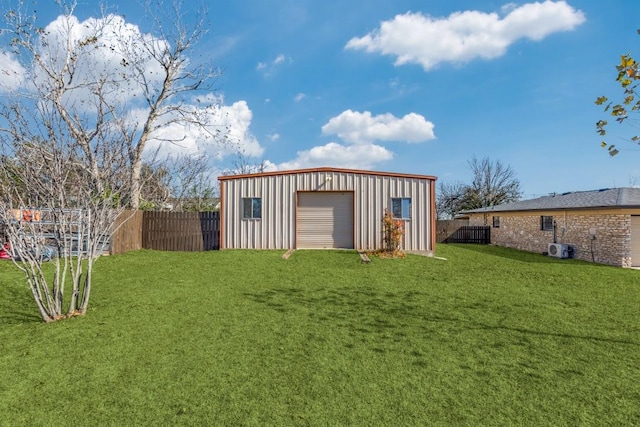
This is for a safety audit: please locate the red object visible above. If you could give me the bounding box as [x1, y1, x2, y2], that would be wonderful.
[0, 242, 11, 260]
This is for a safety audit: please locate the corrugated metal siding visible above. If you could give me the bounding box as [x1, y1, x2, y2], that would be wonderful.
[297, 192, 354, 249]
[631, 216, 640, 267]
[221, 170, 434, 251]
[353, 175, 432, 251]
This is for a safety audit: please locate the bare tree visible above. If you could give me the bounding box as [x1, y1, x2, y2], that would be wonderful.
[179, 176, 219, 211]
[141, 153, 219, 211]
[138, 163, 172, 210]
[436, 181, 468, 219]
[0, 0, 224, 321]
[466, 156, 522, 209]
[0, 131, 130, 322]
[169, 154, 219, 211]
[2, 0, 225, 209]
[222, 149, 270, 176]
[436, 156, 521, 219]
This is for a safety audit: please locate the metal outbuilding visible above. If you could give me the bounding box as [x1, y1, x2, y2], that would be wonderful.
[218, 167, 437, 253]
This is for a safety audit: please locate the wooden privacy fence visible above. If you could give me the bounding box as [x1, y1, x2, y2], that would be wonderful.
[111, 210, 144, 254]
[143, 211, 219, 251]
[436, 219, 469, 243]
[110, 210, 219, 254]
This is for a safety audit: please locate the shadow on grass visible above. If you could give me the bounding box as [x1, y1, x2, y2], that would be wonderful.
[0, 276, 42, 325]
[245, 286, 639, 360]
[245, 287, 425, 350]
[443, 243, 598, 265]
[469, 323, 638, 346]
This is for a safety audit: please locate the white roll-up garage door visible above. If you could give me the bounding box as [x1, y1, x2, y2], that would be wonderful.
[297, 192, 354, 249]
[631, 216, 640, 267]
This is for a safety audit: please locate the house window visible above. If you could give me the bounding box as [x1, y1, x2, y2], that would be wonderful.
[492, 216, 500, 228]
[391, 198, 411, 219]
[540, 215, 554, 231]
[242, 198, 262, 219]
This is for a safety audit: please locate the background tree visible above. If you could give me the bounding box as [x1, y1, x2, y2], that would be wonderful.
[138, 163, 172, 210]
[221, 149, 271, 176]
[141, 153, 219, 211]
[596, 32, 640, 156]
[436, 156, 522, 219]
[465, 156, 522, 208]
[436, 181, 469, 219]
[2, 0, 225, 209]
[0, 0, 224, 321]
[179, 179, 219, 212]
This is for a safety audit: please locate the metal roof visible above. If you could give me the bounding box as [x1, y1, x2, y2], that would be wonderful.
[463, 187, 640, 213]
[217, 166, 437, 181]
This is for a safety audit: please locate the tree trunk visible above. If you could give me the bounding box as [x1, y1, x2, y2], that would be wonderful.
[130, 159, 142, 209]
[78, 267, 92, 315]
[28, 279, 55, 322]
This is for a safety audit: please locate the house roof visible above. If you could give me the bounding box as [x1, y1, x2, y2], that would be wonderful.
[217, 167, 437, 181]
[463, 187, 640, 213]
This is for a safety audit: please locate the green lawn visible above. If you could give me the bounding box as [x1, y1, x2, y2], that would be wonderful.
[0, 245, 639, 426]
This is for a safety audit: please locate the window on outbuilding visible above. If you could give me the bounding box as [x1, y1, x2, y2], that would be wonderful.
[391, 198, 411, 219]
[540, 215, 553, 231]
[492, 216, 500, 228]
[242, 198, 262, 219]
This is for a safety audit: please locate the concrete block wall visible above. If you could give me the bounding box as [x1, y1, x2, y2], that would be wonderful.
[469, 211, 632, 267]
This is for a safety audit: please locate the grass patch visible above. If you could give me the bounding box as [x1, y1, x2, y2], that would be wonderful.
[0, 245, 639, 425]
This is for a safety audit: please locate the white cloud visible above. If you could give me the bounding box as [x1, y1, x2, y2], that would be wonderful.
[321, 110, 435, 144]
[257, 53, 291, 76]
[345, 1, 585, 70]
[5, 13, 266, 168]
[144, 99, 264, 161]
[30, 14, 168, 105]
[221, 101, 264, 157]
[277, 142, 393, 170]
[276, 109, 434, 171]
[260, 160, 279, 172]
[268, 133, 280, 142]
[0, 52, 26, 92]
[294, 93, 306, 102]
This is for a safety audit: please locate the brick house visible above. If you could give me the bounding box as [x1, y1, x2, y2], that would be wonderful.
[463, 188, 640, 267]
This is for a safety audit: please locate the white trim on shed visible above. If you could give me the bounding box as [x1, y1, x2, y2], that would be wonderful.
[297, 191, 354, 249]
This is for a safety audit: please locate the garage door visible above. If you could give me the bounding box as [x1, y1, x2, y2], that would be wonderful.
[297, 192, 354, 249]
[631, 216, 640, 267]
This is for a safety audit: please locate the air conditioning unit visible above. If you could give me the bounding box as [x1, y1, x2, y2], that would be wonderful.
[548, 243, 569, 259]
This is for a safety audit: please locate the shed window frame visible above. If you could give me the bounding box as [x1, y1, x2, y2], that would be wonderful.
[391, 197, 411, 219]
[242, 197, 262, 220]
[540, 215, 553, 231]
[492, 216, 500, 228]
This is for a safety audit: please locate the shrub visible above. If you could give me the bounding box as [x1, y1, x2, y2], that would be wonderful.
[380, 210, 405, 257]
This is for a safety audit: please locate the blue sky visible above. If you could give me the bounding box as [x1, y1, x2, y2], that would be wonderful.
[5, 0, 640, 198]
